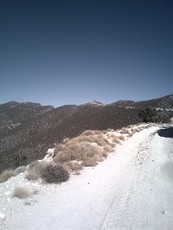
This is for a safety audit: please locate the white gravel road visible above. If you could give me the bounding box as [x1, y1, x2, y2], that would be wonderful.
[0, 124, 173, 230]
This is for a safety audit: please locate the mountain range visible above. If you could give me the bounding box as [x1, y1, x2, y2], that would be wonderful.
[0, 94, 173, 173]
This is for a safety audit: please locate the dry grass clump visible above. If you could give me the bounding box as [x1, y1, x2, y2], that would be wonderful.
[127, 133, 133, 138]
[54, 141, 100, 164]
[92, 135, 110, 147]
[112, 135, 122, 144]
[120, 127, 130, 134]
[110, 133, 125, 144]
[81, 130, 95, 136]
[75, 135, 93, 144]
[0, 166, 27, 183]
[82, 158, 98, 167]
[0, 169, 15, 183]
[63, 161, 83, 172]
[127, 124, 135, 129]
[12, 187, 39, 199]
[12, 187, 30, 199]
[53, 130, 117, 173]
[103, 145, 114, 154]
[130, 128, 138, 132]
[63, 137, 71, 144]
[93, 130, 103, 135]
[104, 128, 114, 133]
[135, 128, 140, 132]
[118, 135, 126, 141]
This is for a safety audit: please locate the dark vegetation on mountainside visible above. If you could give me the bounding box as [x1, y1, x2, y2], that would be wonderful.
[0, 94, 172, 173]
[138, 107, 172, 123]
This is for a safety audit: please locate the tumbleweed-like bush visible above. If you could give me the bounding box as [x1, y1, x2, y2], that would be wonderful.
[41, 164, 69, 184]
[53, 129, 120, 173]
[26, 160, 48, 180]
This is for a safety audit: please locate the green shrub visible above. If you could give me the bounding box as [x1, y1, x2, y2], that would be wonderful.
[41, 164, 69, 184]
[138, 107, 158, 123]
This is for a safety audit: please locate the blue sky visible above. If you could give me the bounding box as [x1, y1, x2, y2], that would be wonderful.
[0, 0, 172, 107]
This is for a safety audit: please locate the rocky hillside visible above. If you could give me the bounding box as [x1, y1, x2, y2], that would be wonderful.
[0, 94, 172, 173]
[113, 94, 173, 109]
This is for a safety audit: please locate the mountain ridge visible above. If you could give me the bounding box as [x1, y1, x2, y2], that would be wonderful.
[0, 94, 172, 173]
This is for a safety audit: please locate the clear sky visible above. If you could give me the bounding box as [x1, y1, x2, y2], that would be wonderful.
[0, 0, 172, 107]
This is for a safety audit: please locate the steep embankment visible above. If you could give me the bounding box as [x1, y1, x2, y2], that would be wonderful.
[0, 102, 141, 173]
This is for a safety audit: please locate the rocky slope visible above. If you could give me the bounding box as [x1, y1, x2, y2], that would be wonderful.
[0, 94, 172, 173]
[113, 94, 173, 109]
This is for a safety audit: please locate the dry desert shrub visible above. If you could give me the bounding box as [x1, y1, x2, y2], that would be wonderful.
[54, 143, 65, 153]
[53, 146, 72, 163]
[41, 164, 69, 184]
[13, 187, 30, 199]
[76, 142, 99, 161]
[53, 129, 122, 174]
[92, 135, 108, 147]
[93, 130, 103, 135]
[112, 135, 122, 144]
[13, 166, 27, 176]
[137, 127, 142, 131]
[118, 135, 125, 141]
[105, 128, 114, 133]
[131, 128, 138, 132]
[127, 133, 133, 138]
[53, 134, 107, 169]
[0, 166, 27, 183]
[120, 128, 130, 134]
[82, 158, 98, 167]
[26, 161, 48, 180]
[102, 151, 108, 158]
[54, 140, 100, 162]
[135, 128, 140, 132]
[128, 124, 139, 129]
[0, 169, 15, 183]
[75, 135, 93, 144]
[81, 130, 95, 136]
[63, 161, 83, 172]
[103, 144, 114, 153]
[63, 137, 71, 144]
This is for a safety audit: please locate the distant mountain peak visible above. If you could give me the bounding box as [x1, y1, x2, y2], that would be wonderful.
[82, 100, 105, 107]
[90, 100, 104, 105]
[112, 100, 135, 107]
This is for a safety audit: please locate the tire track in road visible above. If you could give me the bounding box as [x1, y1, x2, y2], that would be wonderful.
[99, 126, 173, 230]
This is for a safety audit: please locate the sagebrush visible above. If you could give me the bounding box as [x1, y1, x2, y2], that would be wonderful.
[41, 164, 69, 184]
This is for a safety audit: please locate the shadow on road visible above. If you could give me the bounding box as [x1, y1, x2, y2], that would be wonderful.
[157, 127, 173, 138]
